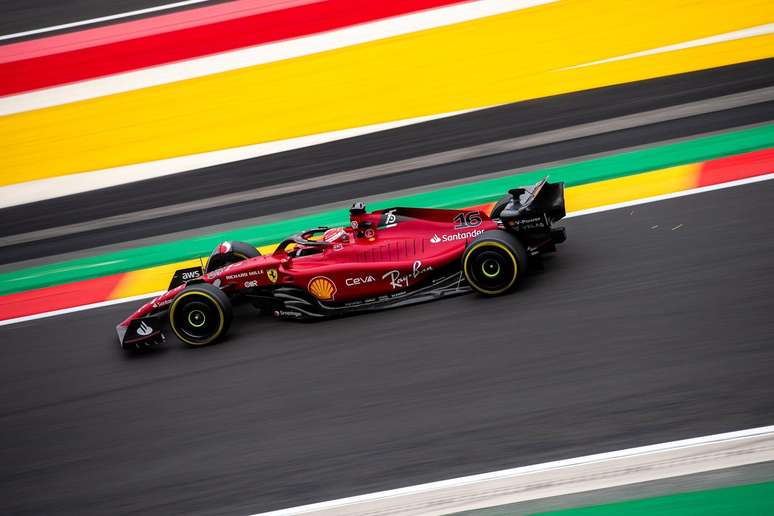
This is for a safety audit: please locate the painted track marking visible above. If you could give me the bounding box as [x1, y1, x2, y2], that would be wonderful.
[564, 22, 774, 70]
[0, 0, 556, 116]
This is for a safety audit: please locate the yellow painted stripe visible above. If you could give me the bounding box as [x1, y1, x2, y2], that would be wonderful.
[109, 244, 276, 299]
[565, 164, 701, 212]
[1, 0, 772, 186]
[109, 258, 205, 299]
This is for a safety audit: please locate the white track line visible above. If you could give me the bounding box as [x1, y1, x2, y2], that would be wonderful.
[563, 22, 774, 70]
[1, 171, 773, 328]
[0, 0, 556, 115]
[0, 0, 213, 42]
[0, 291, 165, 327]
[251, 425, 774, 515]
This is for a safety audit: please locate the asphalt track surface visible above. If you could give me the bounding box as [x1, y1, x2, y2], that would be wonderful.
[2, 180, 774, 515]
[1, 59, 773, 266]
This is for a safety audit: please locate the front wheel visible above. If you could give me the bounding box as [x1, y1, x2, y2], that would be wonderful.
[463, 230, 527, 296]
[169, 284, 233, 346]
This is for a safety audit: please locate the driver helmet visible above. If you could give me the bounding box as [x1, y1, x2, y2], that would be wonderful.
[322, 227, 348, 244]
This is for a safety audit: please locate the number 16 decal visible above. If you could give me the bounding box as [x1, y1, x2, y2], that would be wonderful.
[453, 211, 482, 229]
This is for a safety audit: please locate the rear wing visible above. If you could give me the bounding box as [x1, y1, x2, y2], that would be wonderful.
[497, 177, 566, 228]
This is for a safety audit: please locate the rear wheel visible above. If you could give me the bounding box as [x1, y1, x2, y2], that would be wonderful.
[463, 230, 527, 296]
[169, 284, 233, 346]
[205, 241, 260, 273]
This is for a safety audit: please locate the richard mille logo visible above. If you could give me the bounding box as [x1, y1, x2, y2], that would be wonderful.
[137, 321, 153, 336]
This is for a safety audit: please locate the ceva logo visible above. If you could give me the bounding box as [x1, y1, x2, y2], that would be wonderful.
[345, 275, 375, 286]
[430, 234, 441, 243]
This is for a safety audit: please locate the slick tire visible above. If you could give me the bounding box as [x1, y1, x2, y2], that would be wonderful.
[205, 241, 261, 274]
[169, 283, 233, 346]
[463, 230, 527, 296]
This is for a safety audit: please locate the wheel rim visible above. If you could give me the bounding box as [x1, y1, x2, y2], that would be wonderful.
[464, 242, 518, 295]
[171, 296, 223, 344]
[187, 309, 206, 328]
[481, 258, 501, 278]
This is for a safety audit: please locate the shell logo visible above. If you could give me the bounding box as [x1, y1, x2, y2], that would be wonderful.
[308, 276, 337, 301]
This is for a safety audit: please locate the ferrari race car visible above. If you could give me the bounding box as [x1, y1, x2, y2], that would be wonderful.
[117, 178, 566, 349]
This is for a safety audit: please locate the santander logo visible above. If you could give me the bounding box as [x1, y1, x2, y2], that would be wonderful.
[137, 321, 153, 336]
[430, 229, 484, 244]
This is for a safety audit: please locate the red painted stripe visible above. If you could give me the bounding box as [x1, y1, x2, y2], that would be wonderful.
[0, 274, 123, 321]
[0, 0, 467, 96]
[0, 0, 317, 63]
[696, 148, 774, 187]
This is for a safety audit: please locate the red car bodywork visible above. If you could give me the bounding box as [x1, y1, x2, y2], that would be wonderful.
[117, 180, 566, 349]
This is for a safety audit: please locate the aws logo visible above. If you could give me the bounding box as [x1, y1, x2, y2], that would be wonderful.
[308, 276, 337, 301]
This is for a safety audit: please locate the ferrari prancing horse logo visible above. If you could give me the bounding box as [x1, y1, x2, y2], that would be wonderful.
[267, 269, 278, 284]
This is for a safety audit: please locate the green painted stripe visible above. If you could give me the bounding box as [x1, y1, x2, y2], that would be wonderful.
[531, 481, 774, 516]
[1, 124, 772, 296]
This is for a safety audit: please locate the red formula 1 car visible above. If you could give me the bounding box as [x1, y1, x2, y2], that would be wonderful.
[117, 178, 566, 349]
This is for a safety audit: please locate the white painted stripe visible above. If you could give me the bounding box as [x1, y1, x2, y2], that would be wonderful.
[0, 0, 556, 115]
[0, 291, 165, 327]
[0, 0, 212, 42]
[563, 22, 774, 70]
[249, 425, 774, 515]
[2, 171, 773, 327]
[0, 107, 481, 209]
